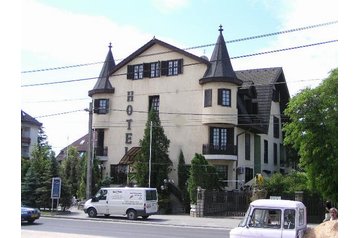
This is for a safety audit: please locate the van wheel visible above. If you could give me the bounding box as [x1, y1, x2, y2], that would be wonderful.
[127, 209, 137, 220]
[88, 208, 97, 218]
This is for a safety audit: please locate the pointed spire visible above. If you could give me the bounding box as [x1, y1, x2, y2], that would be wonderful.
[88, 43, 115, 96]
[200, 25, 242, 85]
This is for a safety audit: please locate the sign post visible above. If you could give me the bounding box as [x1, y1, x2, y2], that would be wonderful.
[51, 177, 62, 212]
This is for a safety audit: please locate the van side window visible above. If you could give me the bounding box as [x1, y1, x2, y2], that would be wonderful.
[299, 208, 305, 226]
[284, 209, 295, 229]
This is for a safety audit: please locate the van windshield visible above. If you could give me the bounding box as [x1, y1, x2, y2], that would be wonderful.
[146, 190, 157, 201]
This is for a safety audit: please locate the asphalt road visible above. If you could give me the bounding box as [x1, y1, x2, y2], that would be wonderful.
[21, 217, 230, 238]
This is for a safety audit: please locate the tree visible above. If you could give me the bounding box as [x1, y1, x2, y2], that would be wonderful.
[61, 146, 81, 197]
[133, 109, 172, 189]
[265, 171, 309, 195]
[187, 153, 222, 204]
[283, 68, 338, 202]
[177, 150, 190, 212]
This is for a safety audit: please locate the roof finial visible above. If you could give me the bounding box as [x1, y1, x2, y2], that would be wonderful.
[108, 42, 112, 49]
[219, 24, 223, 33]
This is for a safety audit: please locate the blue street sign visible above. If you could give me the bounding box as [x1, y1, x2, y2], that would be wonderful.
[51, 177, 61, 199]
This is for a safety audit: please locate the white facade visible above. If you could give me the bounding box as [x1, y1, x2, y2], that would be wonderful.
[21, 111, 42, 159]
[89, 31, 291, 190]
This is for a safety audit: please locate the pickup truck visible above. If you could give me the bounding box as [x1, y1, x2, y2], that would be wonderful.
[230, 199, 307, 238]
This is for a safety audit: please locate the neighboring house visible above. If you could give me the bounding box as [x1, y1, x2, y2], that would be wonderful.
[56, 134, 89, 162]
[88, 26, 291, 190]
[21, 110, 42, 159]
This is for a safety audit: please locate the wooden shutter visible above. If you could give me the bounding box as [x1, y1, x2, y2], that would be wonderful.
[93, 99, 100, 113]
[127, 65, 134, 79]
[218, 89, 223, 105]
[177, 59, 183, 74]
[204, 89, 212, 107]
[143, 63, 150, 78]
[161, 61, 168, 76]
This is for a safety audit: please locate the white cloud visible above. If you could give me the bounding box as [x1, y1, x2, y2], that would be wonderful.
[232, 0, 338, 96]
[151, 0, 189, 14]
[21, 0, 152, 66]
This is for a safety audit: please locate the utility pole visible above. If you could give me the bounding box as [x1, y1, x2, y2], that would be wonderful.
[86, 102, 93, 199]
[148, 121, 152, 188]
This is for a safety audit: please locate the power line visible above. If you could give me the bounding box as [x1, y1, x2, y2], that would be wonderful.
[34, 109, 85, 119]
[21, 39, 337, 88]
[22, 77, 323, 104]
[21, 21, 337, 74]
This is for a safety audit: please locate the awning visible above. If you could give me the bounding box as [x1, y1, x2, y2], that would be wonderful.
[118, 147, 141, 165]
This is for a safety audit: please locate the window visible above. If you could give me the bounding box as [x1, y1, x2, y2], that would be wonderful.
[218, 89, 231, 107]
[249, 209, 281, 229]
[161, 59, 183, 76]
[204, 89, 212, 107]
[149, 95, 160, 112]
[245, 133, 251, 160]
[273, 143, 278, 165]
[146, 190, 157, 201]
[245, 167, 254, 183]
[215, 165, 228, 187]
[210, 127, 234, 153]
[284, 209, 295, 229]
[273, 116, 280, 138]
[134, 64, 143, 79]
[94, 99, 109, 114]
[299, 208, 305, 226]
[150, 62, 160, 78]
[127, 64, 144, 79]
[264, 140, 268, 164]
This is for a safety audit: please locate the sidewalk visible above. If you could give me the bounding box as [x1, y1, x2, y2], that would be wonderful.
[42, 206, 243, 229]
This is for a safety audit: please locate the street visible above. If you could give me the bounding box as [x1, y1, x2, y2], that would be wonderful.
[21, 217, 230, 238]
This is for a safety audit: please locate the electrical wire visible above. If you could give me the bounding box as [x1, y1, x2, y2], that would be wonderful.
[21, 20, 337, 74]
[21, 39, 337, 87]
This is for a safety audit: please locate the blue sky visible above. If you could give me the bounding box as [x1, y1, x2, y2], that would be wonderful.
[20, 0, 338, 154]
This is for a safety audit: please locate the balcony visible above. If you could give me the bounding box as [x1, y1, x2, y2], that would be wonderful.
[94, 146, 108, 161]
[21, 137, 31, 145]
[202, 144, 237, 155]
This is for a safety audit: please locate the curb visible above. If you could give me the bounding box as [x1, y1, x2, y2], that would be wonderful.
[41, 211, 242, 229]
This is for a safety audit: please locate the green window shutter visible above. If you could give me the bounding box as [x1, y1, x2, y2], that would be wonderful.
[161, 61, 168, 76]
[127, 65, 134, 79]
[143, 63, 150, 78]
[177, 59, 183, 74]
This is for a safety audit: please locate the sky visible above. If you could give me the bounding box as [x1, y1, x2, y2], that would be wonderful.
[20, 0, 339, 156]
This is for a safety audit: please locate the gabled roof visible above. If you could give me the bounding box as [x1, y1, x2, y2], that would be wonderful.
[200, 26, 243, 86]
[110, 38, 211, 74]
[235, 67, 290, 134]
[56, 134, 88, 161]
[88, 43, 115, 97]
[21, 110, 42, 127]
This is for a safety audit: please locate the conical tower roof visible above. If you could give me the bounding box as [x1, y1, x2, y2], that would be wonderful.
[200, 25, 242, 85]
[88, 43, 115, 96]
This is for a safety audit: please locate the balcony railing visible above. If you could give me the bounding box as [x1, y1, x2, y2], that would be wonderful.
[202, 144, 237, 155]
[95, 146, 108, 157]
[21, 137, 31, 145]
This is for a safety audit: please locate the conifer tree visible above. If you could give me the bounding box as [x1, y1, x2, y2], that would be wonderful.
[133, 109, 172, 190]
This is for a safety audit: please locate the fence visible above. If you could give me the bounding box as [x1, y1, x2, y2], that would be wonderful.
[202, 190, 326, 223]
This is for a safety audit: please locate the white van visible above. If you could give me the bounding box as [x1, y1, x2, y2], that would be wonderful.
[84, 187, 158, 220]
[230, 199, 307, 238]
